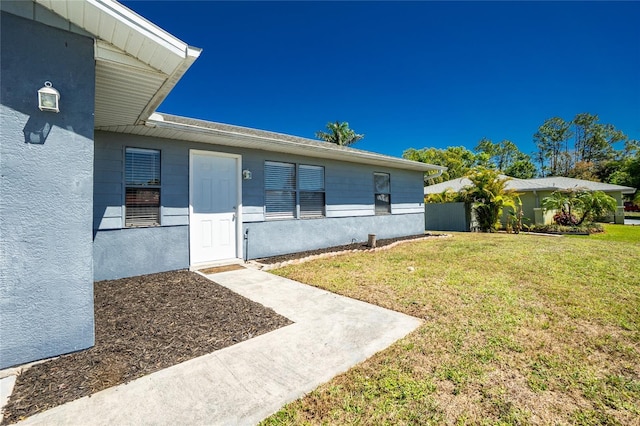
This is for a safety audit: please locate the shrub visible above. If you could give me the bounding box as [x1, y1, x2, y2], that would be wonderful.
[460, 169, 518, 232]
[542, 189, 617, 225]
[528, 222, 604, 234]
[553, 212, 579, 226]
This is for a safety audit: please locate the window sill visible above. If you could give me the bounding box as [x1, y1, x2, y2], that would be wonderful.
[265, 216, 326, 221]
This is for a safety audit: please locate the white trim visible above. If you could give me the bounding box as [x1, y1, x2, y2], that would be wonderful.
[189, 150, 243, 267]
[86, 0, 189, 56]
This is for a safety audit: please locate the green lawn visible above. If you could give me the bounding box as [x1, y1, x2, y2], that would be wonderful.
[582, 223, 640, 244]
[261, 228, 639, 425]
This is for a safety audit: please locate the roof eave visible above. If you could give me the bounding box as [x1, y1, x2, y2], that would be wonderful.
[135, 47, 202, 124]
[34, 0, 202, 127]
[139, 116, 445, 172]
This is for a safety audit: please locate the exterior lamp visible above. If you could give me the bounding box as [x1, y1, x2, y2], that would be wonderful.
[38, 81, 60, 113]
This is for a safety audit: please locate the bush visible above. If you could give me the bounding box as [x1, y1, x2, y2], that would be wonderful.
[553, 212, 579, 226]
[528, 222, 604, 235]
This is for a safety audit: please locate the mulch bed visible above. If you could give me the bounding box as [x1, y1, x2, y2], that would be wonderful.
[254, 234, 437, 264]
[1, 270, 291, 425]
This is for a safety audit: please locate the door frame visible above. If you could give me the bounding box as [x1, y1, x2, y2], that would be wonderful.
[189, 149, 243, 267]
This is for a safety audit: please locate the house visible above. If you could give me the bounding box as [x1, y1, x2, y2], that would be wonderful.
[0, 0, 444, 369]
[424, 175, 636, 231]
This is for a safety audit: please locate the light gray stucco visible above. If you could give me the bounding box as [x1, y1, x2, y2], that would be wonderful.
[243, 213, 425, 259]
[0, 12, 95, 368]
[93, 131, 425, 277]
[93, 227, 189, 281]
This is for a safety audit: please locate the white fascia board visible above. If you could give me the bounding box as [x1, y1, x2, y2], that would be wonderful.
[135, 51, 201, 124]
[86, 0, 191, 58]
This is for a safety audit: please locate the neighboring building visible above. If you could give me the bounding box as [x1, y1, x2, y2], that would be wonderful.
[0, 0, 443, 369]
[527, 177, 636, 207]
[424, 176, 636, 230]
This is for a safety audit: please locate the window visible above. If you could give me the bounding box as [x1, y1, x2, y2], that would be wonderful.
[374, 172, 391, 215]
[125, 147, 160, 227]
[299, 165, 325, 218]
[265, 161, 325, 219]
[265, 161, 296, 219]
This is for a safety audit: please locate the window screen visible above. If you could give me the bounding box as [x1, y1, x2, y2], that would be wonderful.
[374, 172, 391, 215]
[125, 148, 161, 227]
[265, 161, 296, 219]
[299, 165, 325, 218]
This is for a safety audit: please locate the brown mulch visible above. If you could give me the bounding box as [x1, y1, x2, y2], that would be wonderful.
[1, 270, 292, 424]
[255, 234, 438, 264]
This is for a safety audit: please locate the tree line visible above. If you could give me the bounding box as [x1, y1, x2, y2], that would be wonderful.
[403, 113, 639, 191]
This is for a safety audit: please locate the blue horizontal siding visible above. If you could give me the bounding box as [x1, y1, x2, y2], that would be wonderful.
[94, 131, 426, 276]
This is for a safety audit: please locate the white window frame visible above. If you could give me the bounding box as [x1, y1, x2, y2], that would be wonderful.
[264, 161, 326, 220]
[298, 164, 325, 219]
[374, 172, 391, 215]
[124, 147, 161, 227]
[265, 161, 296, 220]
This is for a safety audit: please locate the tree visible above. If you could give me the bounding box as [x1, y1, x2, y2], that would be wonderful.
[533, 117, 573, 176]
[504, 155, 537, 179]
[474, 138, 520, 171]
[567, 161, 599, 181]
[541, 189, 616, 226]
[315, 121, 364, 146]
[533, 113, 629, 180]
[403, 146, 479, 184]
[573, 112, 599, 164]
[425, 189, 461, 204]
[541, 190, 581, 225]
[573, 113, 625, 164]
[575, 191, 617, 224]
[474, 138, 537, 179]
[603, 140, 640, 190]
[459, 168, 517, 232]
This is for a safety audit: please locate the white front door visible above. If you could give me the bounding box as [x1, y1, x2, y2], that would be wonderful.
[189, 151, 240, 265]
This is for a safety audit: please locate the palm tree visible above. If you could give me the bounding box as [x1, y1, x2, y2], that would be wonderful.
[425, 189, 460, 204]
[315, 121, 364, 146]
[541, 189, 616, 225]
[575, 190, 617, 224]
[460, 168, 517, 232]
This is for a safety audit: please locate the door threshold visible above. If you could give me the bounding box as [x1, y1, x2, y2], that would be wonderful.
[190, 258, 244, 271]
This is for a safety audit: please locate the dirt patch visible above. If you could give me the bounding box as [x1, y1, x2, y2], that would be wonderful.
[1, 270, 291, 424]
[255, 234, 443, 265]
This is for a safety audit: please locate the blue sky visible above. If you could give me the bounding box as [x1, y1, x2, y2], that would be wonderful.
[122, 1, 640, 159]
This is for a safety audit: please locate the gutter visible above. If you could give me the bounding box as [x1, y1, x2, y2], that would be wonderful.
[425, 169, 445, 180]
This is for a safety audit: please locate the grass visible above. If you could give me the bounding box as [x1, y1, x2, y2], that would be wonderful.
[261, 226, 640, 425]
[582, 223, 640, 244]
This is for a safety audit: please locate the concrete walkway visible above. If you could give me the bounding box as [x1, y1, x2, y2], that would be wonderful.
[19, 268, 422, 425]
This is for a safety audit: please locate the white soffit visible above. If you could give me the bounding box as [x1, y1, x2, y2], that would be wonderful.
[34, 0, 201, 127]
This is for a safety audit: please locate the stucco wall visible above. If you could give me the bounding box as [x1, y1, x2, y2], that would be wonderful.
[94, 227, 189, 281]
[244, 214, 425, 259]
[425, 202, 470, 232]
[93, 132, 425, 276]
[0, 12, 95, 368]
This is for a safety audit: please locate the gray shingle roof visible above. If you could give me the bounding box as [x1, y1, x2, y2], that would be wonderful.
[425, 175, 636, 195]
[528, 177, 636, 194]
